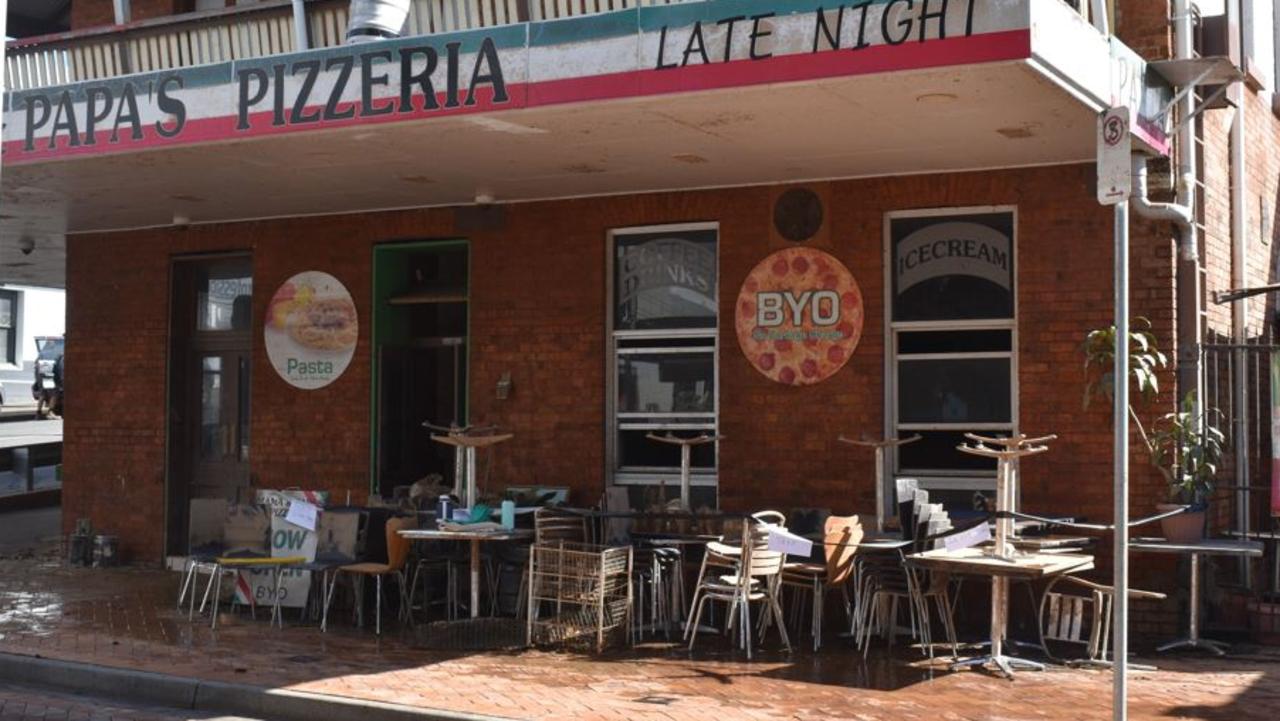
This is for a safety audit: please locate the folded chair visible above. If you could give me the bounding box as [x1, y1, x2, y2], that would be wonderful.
[1038, 575, 1166, 667]
[687, 532, 791, 658]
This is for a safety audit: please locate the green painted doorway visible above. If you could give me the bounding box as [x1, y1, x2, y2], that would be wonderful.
[371, 240, 469, 498]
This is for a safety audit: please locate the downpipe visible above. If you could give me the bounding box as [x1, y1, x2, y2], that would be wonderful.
[346, 0, 412, 44]
[1230, 68, 1250, 576]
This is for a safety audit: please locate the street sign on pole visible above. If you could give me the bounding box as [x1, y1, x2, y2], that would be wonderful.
[1099, 107, 1132, 206]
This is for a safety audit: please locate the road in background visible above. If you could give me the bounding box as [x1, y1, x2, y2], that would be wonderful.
[0, 683, 265, 721]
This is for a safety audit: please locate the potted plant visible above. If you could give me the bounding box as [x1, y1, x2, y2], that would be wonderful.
[1083, 320, 1224, 543]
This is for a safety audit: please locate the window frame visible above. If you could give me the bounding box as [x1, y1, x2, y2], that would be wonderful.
[882, 206, 1019, 497]
[606, 222, 720, 490]
[0, 289, 18, 367]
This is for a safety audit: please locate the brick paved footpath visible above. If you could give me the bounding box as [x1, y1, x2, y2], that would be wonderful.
[1, 559, 1278, 721]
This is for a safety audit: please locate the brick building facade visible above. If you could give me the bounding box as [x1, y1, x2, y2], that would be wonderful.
[5, 0, 1279, 641]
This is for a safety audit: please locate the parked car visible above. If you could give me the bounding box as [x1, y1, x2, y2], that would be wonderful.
[32, 335, 64, 419]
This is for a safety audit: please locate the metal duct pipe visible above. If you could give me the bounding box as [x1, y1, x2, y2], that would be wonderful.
[346, 0, 412, 44]
[1229, 20, 1250, 579]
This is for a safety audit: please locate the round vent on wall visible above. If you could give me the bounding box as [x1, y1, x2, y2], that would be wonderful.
[773, 188, 824, 243]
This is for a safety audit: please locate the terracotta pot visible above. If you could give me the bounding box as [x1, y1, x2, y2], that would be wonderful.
[1157, 503, 1205, 544]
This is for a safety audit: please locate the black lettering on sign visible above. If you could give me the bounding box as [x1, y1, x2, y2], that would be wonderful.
[682, 21, 709, 66]
[444, 41, 462, 108]
[749, 13, 774, 60]
[466, 37, 508, 106]
[361, 50, 395, 116]
[272, 64, 287, 126]
[851, 1, 873, 49]
[291, 60, 322, 124]
[237, 68, 269, 130]
[155, 75, 187, 138]
[717, 16, 745, 62]
[50, 91, 79, 149]
[883, 0, 914, 45]
[813, 7, 844, 52]
[112, 84, 143, 143]
[656, 26, 678, 69]
[399, 46, 439, 112]
[919, 0, 949, 41]
[325, 56, 356, 120]
[22, 95, 51, 151]
[84, 86, 114, 145]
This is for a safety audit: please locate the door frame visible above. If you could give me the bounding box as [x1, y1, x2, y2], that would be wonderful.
[369, 239, 470, 496]
[164, 251, 253, 558]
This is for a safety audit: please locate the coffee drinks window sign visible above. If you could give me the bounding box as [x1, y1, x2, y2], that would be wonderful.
[735, 248, 863, 386]
[265, 271, 358, 390]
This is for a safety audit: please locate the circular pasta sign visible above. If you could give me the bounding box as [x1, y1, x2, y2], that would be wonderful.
[735, 248, 864, 385]
[265, 271, 358, 389]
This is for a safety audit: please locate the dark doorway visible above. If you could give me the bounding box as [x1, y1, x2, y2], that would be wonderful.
[166, 255, 253, 556]
[372, 241, 468, 498]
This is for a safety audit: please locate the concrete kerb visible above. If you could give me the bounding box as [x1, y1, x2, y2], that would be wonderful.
[0, 652, 514, 721]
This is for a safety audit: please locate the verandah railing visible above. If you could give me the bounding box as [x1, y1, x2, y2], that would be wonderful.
[4, 0, 1100, 93]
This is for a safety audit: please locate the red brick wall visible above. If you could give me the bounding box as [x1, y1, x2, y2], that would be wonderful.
[71, 0, 189, 30]
[1114, 0, 1172, 62]
[65, 166, 1179, 572]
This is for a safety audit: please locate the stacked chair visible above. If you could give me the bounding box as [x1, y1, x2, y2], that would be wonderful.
[781, 515, 864, 652]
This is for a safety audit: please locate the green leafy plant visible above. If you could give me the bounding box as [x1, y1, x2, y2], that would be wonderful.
[1083, 318, 1222, 505]
[1149, 394, 1224, 505]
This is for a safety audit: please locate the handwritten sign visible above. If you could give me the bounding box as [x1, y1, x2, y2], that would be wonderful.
[944, 522, 992, 552]
[285, 500, 319, 532]
[767, 526, 814, 557]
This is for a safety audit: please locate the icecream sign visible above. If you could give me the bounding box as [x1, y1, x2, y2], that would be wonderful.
[735, 248, 863, 386]
[265, 271, 358, 390]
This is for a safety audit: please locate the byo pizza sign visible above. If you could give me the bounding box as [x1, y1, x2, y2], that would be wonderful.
[735, 248, 864, 386]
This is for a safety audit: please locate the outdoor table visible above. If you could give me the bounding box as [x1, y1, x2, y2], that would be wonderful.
[1011, 535, 1093, 551]
[907, 547, 1094, 677]
[1131, 538, 1264, 655]
[207, 555, 308, 630]
[1222, 530, 1280, 593]
[400, 527, 533, 619]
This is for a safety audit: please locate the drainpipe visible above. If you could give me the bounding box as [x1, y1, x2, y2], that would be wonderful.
[1132, 0, 1202, 414]
[1229, 13, 1250, 570]
[346, 0, 412, 44]
[113, 0, 130, 25]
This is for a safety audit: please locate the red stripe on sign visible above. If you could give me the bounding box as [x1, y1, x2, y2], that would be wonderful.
[2, 30, 1031, 165]
[531, 29, 1032, 107]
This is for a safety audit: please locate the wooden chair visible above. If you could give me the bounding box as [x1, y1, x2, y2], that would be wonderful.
[781, 515, 864, 651]
[322, 515, 414, 635]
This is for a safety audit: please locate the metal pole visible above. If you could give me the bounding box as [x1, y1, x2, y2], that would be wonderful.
[874, 447, 885, 533]
[1, 0, 7, 201]
[680, 443, 691, 510]
[112, 0, 131, 24]
[291, 0, 311, 51]
[1113, 200, 1131, 721]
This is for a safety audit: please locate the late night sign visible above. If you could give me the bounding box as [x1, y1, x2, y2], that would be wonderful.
[4, 1, 1031, 161]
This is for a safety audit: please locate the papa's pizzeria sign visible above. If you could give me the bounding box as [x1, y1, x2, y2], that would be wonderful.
[735, 248, 864, 386]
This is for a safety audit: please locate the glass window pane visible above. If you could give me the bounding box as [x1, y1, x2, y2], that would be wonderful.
[898, 358, 1011, 424]
[617, 353, 714, 414]
[197, 259, 253, 331]
[0, 292, 12, 328]
[897, 431, 999, 473]
[898, 330, 1011, 354]
[200, 356, 224, 460]
[615, 229, 717, 331]
[891, 213, 1014, 322]
[617, 430, 716, 471]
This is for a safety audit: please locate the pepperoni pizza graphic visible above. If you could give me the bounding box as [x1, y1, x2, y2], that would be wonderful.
[735, 248, 863, 386]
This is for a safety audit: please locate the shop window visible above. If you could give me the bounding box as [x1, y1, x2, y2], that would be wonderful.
[0, 290, 16, 365]
[195, 258, 253, 332]
[886, 209, 1016, 498]
[608, 225, 718, 492]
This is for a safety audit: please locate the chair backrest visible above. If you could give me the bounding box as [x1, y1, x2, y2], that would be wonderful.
[751, 510, 786, 526]
[823, 515, 864, 585]
[384, 516, 414, 572]
[743, 547, 785, 578]
[535, 507, 587, 544]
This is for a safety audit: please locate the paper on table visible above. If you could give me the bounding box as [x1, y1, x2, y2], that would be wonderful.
[767, 527, 814, 556]
[895, 478, 919, 503]
[285, 500, 319, 531]
[944, 522, 991, 552]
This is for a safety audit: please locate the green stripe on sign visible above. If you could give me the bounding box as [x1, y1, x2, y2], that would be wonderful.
[6, 62, 234, 105]
[637, 0, 840, 32]
[529, 8, 640, 47]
